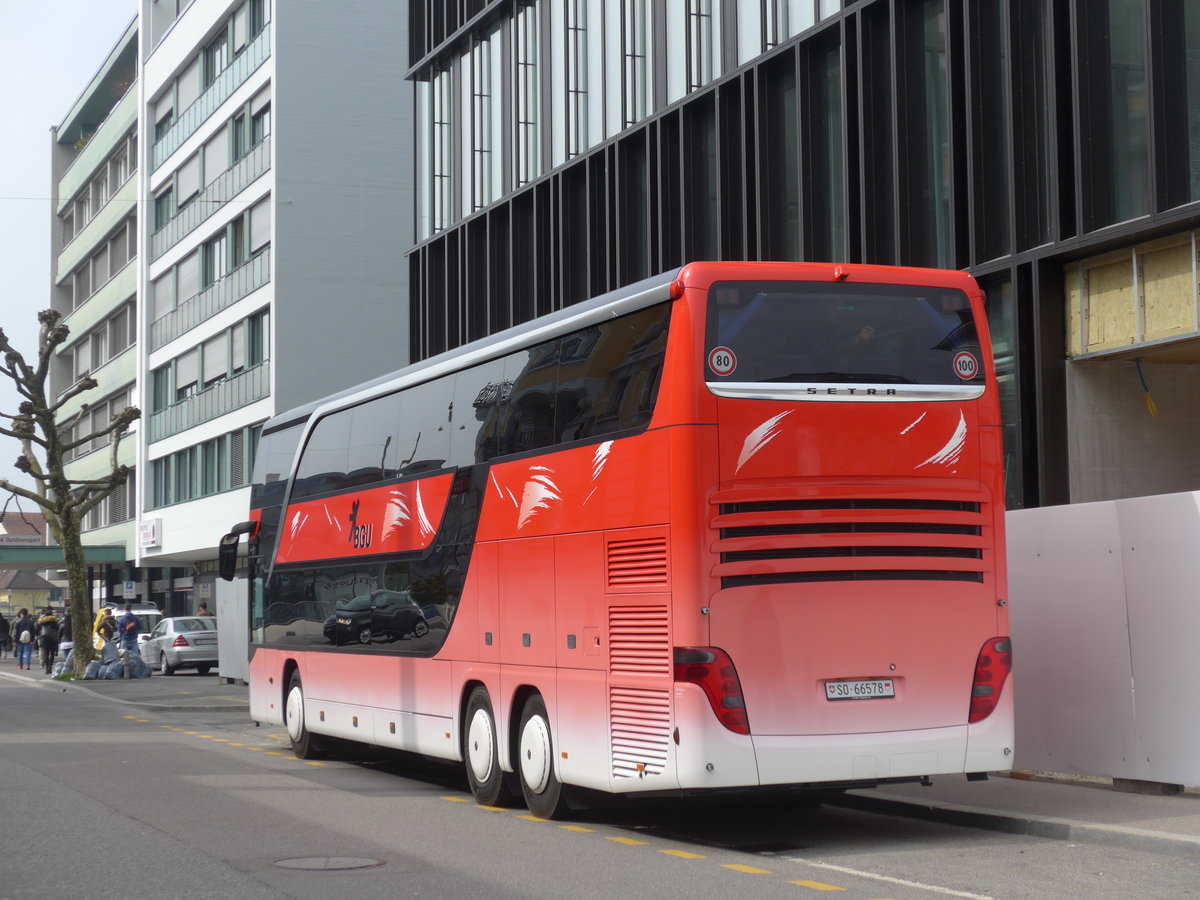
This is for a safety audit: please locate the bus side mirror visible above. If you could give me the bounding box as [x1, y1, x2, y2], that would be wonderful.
[218, 521, 257, 581]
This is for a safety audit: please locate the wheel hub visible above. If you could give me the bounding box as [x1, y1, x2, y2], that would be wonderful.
[519, 714, 551, 794]
[467, 708, 495, 782]
[286, 686, 304, 742]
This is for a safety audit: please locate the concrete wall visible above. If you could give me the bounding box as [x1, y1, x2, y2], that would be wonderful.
[1067, 359, 1200, 502]
[273, 0, 412, 413]
[1008, 493, 1200, 787]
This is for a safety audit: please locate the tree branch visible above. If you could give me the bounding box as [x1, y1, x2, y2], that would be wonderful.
[0, 480, 52, 510]
[49, 376, 98, 414]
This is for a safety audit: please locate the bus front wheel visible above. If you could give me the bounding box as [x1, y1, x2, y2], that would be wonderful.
[518, 694, 565, 819]
[464, 686, 512, 806]
[285, 671, 323, 759]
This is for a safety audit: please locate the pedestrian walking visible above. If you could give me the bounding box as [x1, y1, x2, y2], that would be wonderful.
[12, 608, 36, 671]
[37, 607, 60, 675]
[0, 612, 9, 658]
[93, 607, 117, 650]
[196, 602, 213, 617]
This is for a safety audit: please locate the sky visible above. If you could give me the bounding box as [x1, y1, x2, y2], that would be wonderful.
[0, 1, 137, 496]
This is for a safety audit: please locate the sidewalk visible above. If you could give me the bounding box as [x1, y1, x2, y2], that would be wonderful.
[837, 772, 1200, 858]
[3, 659, 1199, 857]
[0, 659, 249, 712]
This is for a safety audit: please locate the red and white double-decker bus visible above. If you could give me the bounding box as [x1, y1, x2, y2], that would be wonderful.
[220, 261, 1012, 818]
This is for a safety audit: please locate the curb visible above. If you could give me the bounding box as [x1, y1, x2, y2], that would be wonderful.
[834, 790, 1200, 859]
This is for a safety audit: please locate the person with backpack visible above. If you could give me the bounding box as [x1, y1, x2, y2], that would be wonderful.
[37, 607, 60, 675]
[117, 603, 142, 653]
[13, 608, 36, 671]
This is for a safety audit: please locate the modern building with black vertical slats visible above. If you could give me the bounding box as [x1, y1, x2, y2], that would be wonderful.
[404, 0, 1200, 512]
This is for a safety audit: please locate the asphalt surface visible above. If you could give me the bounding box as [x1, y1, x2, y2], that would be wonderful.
[4, 660, 1199, 859]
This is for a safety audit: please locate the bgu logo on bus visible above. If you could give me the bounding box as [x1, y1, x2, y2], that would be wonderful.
[952, 351, 979, 381]
[348, 499, 373, 550]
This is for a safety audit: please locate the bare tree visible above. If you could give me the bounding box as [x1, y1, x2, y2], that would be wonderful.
[0, 309, 139, 675]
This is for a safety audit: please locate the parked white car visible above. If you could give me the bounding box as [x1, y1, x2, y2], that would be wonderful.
[141, 616, 219, 676]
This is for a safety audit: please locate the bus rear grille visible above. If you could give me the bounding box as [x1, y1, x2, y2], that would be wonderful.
[608, 606, 671, 676]
[712, 495, 990, 587]
[610, 686, 671, 779]
[607, 537, 669, 588]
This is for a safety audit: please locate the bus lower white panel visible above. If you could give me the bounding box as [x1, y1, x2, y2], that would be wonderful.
[964, 686, 1015, 773]
[373, 712, 458, 761]
[668, 685, 757, 792]
[555, 668, 614, 792]
[753, 726, 968, 785]
[308, 700, 374, 744]
[247, 650, 284, 726]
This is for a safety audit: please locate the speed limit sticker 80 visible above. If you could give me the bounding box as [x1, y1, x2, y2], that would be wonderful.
[708, 346, 737, 376]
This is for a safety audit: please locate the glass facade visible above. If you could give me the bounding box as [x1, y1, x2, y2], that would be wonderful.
[407, 0, 1200, 509]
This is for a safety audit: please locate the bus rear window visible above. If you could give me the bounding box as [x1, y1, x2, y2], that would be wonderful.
[705, 281, 982, 387]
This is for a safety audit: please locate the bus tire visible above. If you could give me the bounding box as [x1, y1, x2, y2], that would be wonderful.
[518, 694, 565, 819]
[285, 670, 323, 759]
[464, 686, 512, 806]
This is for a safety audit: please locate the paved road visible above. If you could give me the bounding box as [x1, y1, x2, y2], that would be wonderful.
[1, 672, 1198, 899]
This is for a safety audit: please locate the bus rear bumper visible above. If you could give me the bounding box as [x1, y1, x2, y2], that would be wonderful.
[752, 726, 970, 786]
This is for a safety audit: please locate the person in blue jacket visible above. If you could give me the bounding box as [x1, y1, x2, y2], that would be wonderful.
[117, 603, 142, 653]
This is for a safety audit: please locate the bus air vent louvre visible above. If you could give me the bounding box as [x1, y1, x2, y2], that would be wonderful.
[606, 537, 669, 589]
[711, 496, 987, 587]
[608, 605, 671, 780]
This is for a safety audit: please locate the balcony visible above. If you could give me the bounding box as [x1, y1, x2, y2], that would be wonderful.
[57, 174, 137, 280]
[150, 136, 270, 261]
[151, 27, 270, 172]
[149, 360, 269, 443]
[151, 248, 270, 351]
[58, 86, 137, 215]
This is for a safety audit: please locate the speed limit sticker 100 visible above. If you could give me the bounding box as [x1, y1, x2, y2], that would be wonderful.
[708, 346, 737, 376]
[952, 351, 979, 380]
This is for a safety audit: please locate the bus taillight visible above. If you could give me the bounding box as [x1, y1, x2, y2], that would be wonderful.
[968, 637, 1013, 723]
[674, 647, 750, 735]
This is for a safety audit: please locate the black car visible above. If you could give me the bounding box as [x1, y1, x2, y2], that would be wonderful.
[323, 590, 430, 645]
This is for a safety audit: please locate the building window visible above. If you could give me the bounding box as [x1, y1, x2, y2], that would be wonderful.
[970, 0, 1012, 262]
[468, 37, 496, 212]
[565, 0, 588, 157]
[622, 0, 650, 128]
[154, 187, 174, 231]
[251, 104, 270, 146]
[1152, 0, 1200, 209]
[513, 2, 541, 187]
[431, 68, 453, 232]
[202, 231, 228, 287]
[1079, 0, 1150, 229]
[203, 28, 229, 87]
[806, 36, 846, 261]
[149, 425, 260, 508]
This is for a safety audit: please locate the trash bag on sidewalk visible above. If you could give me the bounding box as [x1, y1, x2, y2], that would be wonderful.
[99, 659, 124, 679]
[82, 660, 102, 680]
[100, 641, 119, 664]
[126, 651, 151, 679]
[52, 659, 69, 677]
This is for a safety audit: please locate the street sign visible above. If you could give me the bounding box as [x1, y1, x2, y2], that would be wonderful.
[123, 580, 136, 599]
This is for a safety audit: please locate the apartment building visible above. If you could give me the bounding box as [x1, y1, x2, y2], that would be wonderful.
[51, 0, 413, 614]
[406, 0, 1200, 512]
[49, 19, 140, 604]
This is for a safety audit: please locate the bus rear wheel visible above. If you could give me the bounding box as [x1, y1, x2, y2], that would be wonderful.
[518, 694, 565, 819]
[464, 686, 513, 806]
[285, 670, 323, 759]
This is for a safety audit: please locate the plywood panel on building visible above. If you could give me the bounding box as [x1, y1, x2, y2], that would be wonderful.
[1086, 257, 1136, 353]
[1141, 241, 1196, 342]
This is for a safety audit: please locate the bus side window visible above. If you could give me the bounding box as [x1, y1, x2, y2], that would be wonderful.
[345, 393, 401, 488]
[499, 341, 559, 456]
[396, 378, 452, 476]
[292, 408, 353, 500]
[450, 357, 506, 465]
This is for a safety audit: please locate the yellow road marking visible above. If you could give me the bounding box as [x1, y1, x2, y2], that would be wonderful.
[442, 796, 471, 803]
[791, 881, 847, 892]
[228, 742, 246, 747]
[661, 849, 706, 860]
[122, 715, 140, 720]
[301, 760, 326, 766]
[516, 814, 549, 823]
[266, 732, 288, 740]
[478, 805, 507, 812]
[265, 751, 289, 756]
[183, 731, 200, 735]
[722, 864, 772, 875]
[606, 836, 648, 846]
[195, 734, 214, 738]
[246, 747, 265, 752]
[213, 696, 249, 703]
[560, 825, 595, 833]
[210, 738, 230, 743]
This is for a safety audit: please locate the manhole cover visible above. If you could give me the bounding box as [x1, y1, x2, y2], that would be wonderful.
[274, 857, 384, 871]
